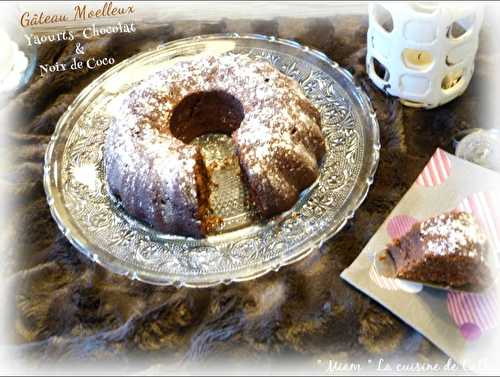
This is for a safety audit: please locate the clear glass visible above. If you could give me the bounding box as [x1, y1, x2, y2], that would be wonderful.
[44, 34, 380, 287]
[455, 128, 500, 172]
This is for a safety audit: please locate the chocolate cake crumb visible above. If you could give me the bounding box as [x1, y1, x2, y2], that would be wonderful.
[387, 211, 493, 289]
[105, 54, 325, 237]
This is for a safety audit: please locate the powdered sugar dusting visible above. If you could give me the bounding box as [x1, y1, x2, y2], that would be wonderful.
[420, 212, 488, 258]
[105, 53, 324, 234]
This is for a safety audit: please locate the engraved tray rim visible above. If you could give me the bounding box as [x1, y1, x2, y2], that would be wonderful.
[43, 33, 380, 288]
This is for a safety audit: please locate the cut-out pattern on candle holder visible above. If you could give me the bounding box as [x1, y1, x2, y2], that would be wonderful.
[367, 3, 483, 108]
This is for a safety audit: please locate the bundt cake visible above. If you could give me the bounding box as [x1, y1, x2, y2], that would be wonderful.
[105, 54, 326, 238]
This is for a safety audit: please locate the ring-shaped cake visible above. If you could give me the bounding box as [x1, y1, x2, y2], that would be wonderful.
[105, 54, 326, 238]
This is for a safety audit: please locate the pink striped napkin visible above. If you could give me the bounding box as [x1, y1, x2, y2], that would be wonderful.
[341, 148, 500, 370]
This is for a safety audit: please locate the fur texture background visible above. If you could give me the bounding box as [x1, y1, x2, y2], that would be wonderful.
[1, 14, 495, 373]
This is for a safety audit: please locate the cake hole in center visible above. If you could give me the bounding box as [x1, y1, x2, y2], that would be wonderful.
[169, 90, 245, 144]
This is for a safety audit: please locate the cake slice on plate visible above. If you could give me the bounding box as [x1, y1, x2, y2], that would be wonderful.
[387, 211, 493, 289]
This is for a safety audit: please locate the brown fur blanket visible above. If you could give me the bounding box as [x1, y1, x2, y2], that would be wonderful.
[1, 14, 494, 373]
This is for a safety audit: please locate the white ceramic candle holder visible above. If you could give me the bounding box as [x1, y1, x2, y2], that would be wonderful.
[367, 2, 484, 109]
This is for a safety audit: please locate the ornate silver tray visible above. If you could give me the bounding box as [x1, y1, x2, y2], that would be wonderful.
[44, 34, 380, 287]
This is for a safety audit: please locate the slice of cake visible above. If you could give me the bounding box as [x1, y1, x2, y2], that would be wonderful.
[387, 211, 492, 289]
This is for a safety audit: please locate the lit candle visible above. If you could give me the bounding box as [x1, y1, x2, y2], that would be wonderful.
[367, 3, 484, 109]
